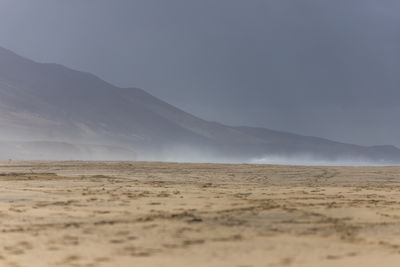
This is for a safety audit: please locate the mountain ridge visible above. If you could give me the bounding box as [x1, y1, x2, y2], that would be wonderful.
[0, 46, 399, 164]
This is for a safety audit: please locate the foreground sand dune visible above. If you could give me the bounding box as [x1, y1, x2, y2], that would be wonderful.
[1, 161, 400, 267]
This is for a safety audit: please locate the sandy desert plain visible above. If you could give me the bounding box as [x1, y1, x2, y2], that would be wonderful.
[1, 161, 400, 267]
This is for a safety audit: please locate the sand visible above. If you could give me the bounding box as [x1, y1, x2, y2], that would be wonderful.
[1, 161, 400, 267]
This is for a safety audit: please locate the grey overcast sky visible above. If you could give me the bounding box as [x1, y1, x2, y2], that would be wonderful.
[0, 0, 399, 146]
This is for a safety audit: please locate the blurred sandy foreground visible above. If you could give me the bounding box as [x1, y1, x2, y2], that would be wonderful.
[1, 161, 400, 267]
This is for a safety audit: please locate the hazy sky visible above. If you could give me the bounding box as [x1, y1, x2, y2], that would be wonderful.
[0, 0, 399, 146]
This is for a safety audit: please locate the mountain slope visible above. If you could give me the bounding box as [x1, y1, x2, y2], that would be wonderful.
[0, 46, 399, 164]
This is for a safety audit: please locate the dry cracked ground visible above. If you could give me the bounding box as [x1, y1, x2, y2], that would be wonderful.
[1, 161, 400, 266]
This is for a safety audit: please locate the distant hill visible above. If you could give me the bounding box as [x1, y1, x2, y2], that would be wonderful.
[0, 46, 399, 164]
